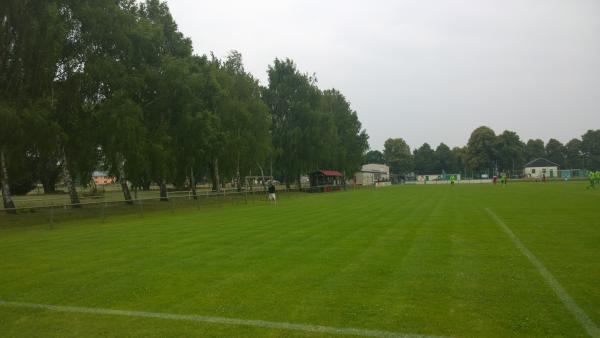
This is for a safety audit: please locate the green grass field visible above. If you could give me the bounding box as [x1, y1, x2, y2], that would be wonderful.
[1, 182, 599, 337]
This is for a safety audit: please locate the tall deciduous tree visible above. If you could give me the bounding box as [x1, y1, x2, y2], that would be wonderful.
[545, 139, 566, 167]
[466, 126, 497, 172]
[320, 89, 368, 178]
[581, 129, 600, 169]
[450, 146, 467, 173]
[413, 143, 436, 174]
[365, 150, 385, 164]
[215, 51, 271, 190]
[135, 0, 193, 200]
[525, 139, 545, 161]
[434, 143, 453, 173]
[1, 0, 372, 207]
[0, 106, 18, 212]
[496, 130, 525, 173]
[1, 0, 67, 210]
[565, 138, 584, 169]
[383, 138, 413, 175]
[264, 58, 321, 187]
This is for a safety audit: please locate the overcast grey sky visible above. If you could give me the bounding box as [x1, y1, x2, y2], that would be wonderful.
[167, 0, 600, 151]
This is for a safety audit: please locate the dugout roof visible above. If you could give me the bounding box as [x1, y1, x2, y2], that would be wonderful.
[523, 158, 559, 168]
[317, 170, 343, 177]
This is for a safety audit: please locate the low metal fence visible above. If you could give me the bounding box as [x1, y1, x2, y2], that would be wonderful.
[0, 184, 384, 226]
[0, 188, 305, 226]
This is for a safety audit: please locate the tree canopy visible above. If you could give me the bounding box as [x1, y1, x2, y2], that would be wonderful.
[0, 0, 370, 210]
[378, 126, 598, 176]
[383, 138, 413, 175]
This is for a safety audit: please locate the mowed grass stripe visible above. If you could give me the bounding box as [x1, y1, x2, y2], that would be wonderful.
[345, 187, 455, 333]
[485, 207, 600, 338]
[1, 183, 598, 337]
[286, 188, 443, 327]
[184, 190, 393, 304]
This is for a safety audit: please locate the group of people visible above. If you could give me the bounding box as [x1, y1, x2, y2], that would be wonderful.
[492, 173, 508, 186]
[588, 171, 600, 190]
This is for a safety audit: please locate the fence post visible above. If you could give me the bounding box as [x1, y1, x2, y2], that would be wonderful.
[139, 199, 144, 217]
[50, 205, 54, 228]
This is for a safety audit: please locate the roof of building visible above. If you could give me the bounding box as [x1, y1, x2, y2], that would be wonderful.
[92, 171, 109, 177]
[523, 158, 559, 168]
[360, 169, 387, 174]
[362, 163, 389, 167]
[312, 170, 344, 177]
[360, 163, 390, 174]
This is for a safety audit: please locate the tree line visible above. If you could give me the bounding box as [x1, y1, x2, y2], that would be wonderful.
[368, 126, 600, 176]
[0, 0, 369, 212]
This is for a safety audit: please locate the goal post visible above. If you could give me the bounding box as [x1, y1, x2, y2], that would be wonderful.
[244, 175, 273, 192]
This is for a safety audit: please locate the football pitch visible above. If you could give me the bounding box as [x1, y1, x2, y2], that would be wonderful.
[0, 182, 598, 337]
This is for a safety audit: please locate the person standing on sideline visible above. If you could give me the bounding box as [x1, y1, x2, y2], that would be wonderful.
[268, 182, 277, 204]
[450, 175, 456, 186]
[587, 171, 596, 190]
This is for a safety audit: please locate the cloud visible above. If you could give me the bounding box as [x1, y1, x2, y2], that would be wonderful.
[168, 0, 600, 150]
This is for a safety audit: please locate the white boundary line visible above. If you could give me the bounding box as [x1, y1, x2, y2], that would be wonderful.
[0, 300, 449, 338]
[485, 208, 600, 338]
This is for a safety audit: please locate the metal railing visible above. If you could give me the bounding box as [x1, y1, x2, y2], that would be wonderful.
[0, 184, 384, 226]
[0, 188, 307, 226]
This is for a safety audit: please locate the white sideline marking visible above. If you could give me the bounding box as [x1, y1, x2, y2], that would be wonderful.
[485, 208, 600, 338]
[0, 300, 449, 338]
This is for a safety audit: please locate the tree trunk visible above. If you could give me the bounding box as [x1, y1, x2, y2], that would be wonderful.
[1, 149, 16, 214]
[118, 163, 133, 205]
[209, 158, 220, 192]
[190, 167, 197, 200]
[236, 158, 242, 192]
[121, 180, 132, 204]
[41, 158, 58, 193]
[159, 180, 168, 201]
[42, 177, 56, 194]
[61, 153, 81, 207]
[257, 163, 267, 192]
[285, 174, 291, 189]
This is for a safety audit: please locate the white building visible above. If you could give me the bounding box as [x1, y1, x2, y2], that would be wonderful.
[353, 163, 390, 186]
[523, 158, 559, 179]
[92, 171, 116, 185]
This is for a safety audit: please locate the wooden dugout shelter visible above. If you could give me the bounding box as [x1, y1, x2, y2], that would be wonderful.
[308, 170, 344, 192]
